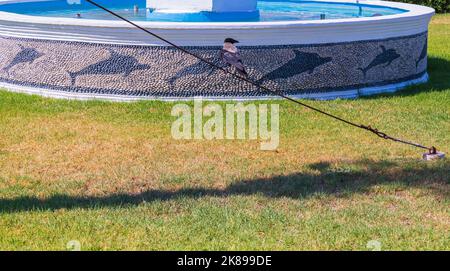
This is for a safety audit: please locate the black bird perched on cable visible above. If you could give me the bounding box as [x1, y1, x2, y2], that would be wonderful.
[83, 0, 443, 160]
[220, 38, 248, 77]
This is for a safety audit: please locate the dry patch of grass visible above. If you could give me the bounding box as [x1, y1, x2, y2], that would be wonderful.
[0, 15, 449, 250]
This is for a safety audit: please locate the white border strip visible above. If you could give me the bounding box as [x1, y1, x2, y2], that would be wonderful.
[0, 73, 429, 102]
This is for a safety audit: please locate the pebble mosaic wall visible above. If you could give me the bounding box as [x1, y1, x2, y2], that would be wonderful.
[0, 32, 428, 98]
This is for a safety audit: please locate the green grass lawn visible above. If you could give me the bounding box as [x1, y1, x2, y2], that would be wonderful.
[0, 15, 449, 251]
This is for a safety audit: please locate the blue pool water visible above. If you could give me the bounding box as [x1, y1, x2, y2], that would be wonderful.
[0, 0, 406, 22]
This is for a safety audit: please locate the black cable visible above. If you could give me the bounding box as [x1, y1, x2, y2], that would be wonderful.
[85, 0, 436, 153]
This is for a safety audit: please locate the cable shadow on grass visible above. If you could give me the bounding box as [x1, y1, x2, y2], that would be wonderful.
[361, 56, 450, 99]
[0, 159, 448, 213]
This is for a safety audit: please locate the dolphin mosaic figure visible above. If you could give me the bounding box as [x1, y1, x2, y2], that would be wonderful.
[2, 45, 44, 73]
[168, 57, 218, 87]
[416, 40, 427, 69]
[257, 50, 332, 83]
[358, 45, 400, 77]
[68, 49, 151, 85]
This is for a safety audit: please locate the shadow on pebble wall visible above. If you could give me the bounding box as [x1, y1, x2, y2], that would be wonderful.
[0, 32, 428, 98]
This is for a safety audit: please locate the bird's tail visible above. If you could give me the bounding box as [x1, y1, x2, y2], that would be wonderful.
[358, 67, 367, 78]
[237, 67, 248, 78]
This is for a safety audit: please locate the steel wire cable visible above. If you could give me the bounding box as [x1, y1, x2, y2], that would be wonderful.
[86, 0, 438, 154]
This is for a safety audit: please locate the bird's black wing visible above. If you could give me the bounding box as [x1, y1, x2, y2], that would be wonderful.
[221, 50, 247, 75]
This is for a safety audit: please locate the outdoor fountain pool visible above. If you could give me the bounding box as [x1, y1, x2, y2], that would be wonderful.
[0, 0, 406, 22]
[0, 0, 435, 100]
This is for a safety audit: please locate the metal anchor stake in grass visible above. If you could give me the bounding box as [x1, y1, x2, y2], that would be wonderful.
[85, 0, 445, 161]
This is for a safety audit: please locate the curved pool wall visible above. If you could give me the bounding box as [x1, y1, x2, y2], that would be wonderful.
[0, 0, 435, 101]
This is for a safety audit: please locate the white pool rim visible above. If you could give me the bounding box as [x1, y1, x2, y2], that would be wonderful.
[0, 0, 435, 46]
